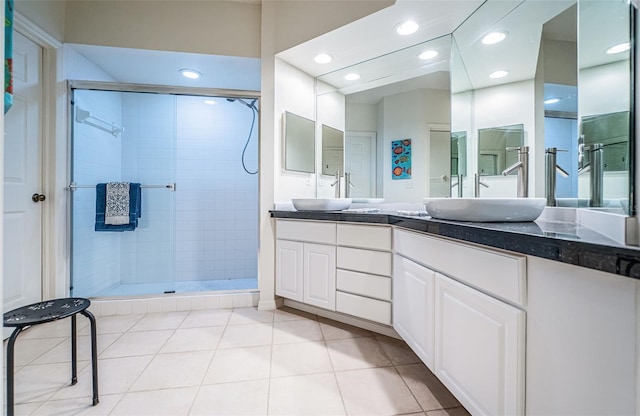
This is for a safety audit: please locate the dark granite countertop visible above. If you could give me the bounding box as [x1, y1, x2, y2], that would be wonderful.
[270, 210, 640, 279]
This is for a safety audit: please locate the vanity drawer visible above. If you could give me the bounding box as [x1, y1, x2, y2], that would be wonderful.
[394, 229, 526, 306]
[276, 219, 336, 244]
[337, 223, 392, 251]
[336, 269, 391, 301]
[337, 247, 392, 276]
[336, 291, 391, 325]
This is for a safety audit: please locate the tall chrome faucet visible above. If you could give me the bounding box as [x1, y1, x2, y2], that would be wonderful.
[501, 146, 529, 198]
[579, 143, 604, 207]
[451, 174, 464, 198]
[330, 170, 341, 198]
[474, 173, 489, 197]
[344, 172, 354, 198]
[545, 147, 570, 206]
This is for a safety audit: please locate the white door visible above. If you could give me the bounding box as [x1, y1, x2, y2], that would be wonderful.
[435, 273, 525, 416]
[429, 130, 450, 197]
[345, 132, 376, 198]
[393, 255, 436, 370]
[275, 240, 303, 302]
[303, 243, 335, 311]
[4, 31, 43, 312]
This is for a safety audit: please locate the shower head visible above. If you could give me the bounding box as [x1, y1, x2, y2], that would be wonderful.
[225, 97, 259, 112]
[226, 98, 236, 103]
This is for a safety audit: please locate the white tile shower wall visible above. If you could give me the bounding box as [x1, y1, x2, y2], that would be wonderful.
[175, 96, 259, 282]
[72, 89, 124, 296]
[120, 93, 177, 286]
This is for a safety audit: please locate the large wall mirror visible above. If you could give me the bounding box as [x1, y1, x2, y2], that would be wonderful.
[321, 124, 344, 176]
[283, 111, 315, 173]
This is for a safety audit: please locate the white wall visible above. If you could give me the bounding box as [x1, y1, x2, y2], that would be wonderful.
[15, 0, 65, 42]
[63, 45, 115, 82]
[346, 102, 378, 132]
[580, 60, 630, 117]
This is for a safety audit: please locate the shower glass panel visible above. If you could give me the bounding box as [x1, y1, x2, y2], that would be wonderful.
[70, 87, 259, 298]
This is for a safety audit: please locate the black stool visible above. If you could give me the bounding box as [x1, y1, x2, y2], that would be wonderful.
[4, 298, 99, 415]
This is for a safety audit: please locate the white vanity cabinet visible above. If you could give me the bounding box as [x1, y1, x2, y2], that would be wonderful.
[275, 220, 336, 311]
[394, 228, 526, 416]
[335, 223, 393, 325]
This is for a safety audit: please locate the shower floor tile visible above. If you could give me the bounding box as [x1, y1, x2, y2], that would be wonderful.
[93, 278, 258, 297]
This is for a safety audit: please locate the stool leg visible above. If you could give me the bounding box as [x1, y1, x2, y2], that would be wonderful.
[81, 310, 99, 406]
[6, 327, 24, 416]
[71, 315, 77, 385]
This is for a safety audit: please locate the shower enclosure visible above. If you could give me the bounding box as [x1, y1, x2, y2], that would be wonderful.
[70, 84, 259, 298]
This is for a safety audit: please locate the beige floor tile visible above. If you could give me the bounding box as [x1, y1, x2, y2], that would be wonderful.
[274, 307, 317, 322]
[110, 386, 198, 416]
[426, 407, 471, 416]
[396, 364, 462, 411]
[272, 320, 323, 344]
[228, 307, 274, 325]
[190, 379, 269, 415]
[375, 335, 421, 365]
[128, 312, 189, 332]
[13, 361, 89, 404]
[31, 393, 123, 415]
[180, 309, 231, 328]
[52, 355, 154, 399]
[319, 318, 372, 340]
[203, 345, 271, 384]
[326, 337, 392, 371]
[130, 350, 213, 391]
[100, 330, 174, 358]
[13, 401, 42, 415]
[82, 314, 143, 335]
[11, 337, 67, 366]
[160, 326, 225, 353]
[217, 323, 272, 349]
[271, 341, 333, 378]
[18, 318, 88, 340]
[32, 333, 121, 365]
[268, 373, 346, 416]
[336, 367, 422, 415]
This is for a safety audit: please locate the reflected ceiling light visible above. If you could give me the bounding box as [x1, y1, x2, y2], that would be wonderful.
[482, 31, 508, 45]
[396, 20, 419, 36]
[314, 53, 333, 64]
[606, 42, 631, 54]
[418, 50, 439, 60]
[489, 70, 509, 79]
[204, 99, 217, 105]
[344, 73, 360, 81]
[180, 69, 202, 79]
[544, 98, 561, 105]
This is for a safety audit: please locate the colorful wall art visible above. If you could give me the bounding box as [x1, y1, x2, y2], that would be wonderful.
[391, 139, 412, 179]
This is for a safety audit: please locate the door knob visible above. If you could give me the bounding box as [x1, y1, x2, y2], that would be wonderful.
[31, 193, 46, 203]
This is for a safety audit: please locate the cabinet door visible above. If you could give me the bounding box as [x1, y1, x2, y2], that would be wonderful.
[276, 240, 303, 302]
[393, 255, 436, 370]
[435, 274, 525, 416]
[303, 243, 336, 311]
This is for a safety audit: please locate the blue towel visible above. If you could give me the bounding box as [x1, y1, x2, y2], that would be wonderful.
[95, 183, 142, 232]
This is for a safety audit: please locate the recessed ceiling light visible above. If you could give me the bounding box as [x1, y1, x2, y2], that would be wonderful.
[204, 99, 217, 105]
[544, 98, 561, 105]
[418, 50, 439, 61]
[396, 20, 419, 36]
[314, 53, 333, 64]
[482, 31, 508, 45]
[344, 73, 360, 81]
[180, 69, 202, 79]
[489, 70, 509, 79]
[606, 42, 630, 54]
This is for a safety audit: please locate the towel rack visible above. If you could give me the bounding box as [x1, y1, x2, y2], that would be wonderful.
[69, 183, 176, 192]
[75, 107, 124, 137]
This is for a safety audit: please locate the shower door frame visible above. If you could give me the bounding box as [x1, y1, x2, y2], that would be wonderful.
[68, 80, 261, 298]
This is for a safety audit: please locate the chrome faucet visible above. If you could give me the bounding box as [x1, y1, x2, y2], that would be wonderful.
[502, 146, 529, 198]
[545, 147, 570, 206]
[344, 172, 354, 198]
[578, 143, 604, 207]
[474, 173, 489, 197]
[330, 170, 341, 198]
[451, 174, 463, 197]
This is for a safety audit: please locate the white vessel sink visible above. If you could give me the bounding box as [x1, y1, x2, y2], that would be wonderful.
[292, 198, 352, 211]
[424, 198, 546, 222]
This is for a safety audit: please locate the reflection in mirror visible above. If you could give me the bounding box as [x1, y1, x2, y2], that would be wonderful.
[321, 124, 344, 176]
[284, 111, 315, 173]
[578, 0, 631, 212]
[450, 131, 467, 197]
[345, 131, 378, 198]
[478, 125, 524, 176]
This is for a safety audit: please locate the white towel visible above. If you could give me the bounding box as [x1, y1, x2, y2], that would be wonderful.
[105, 182, 130, 225]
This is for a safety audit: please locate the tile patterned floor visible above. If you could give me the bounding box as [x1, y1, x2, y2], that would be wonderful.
[4, 306, 470, 416]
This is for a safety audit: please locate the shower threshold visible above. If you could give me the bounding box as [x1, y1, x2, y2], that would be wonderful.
[92, 278, 258, 297]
